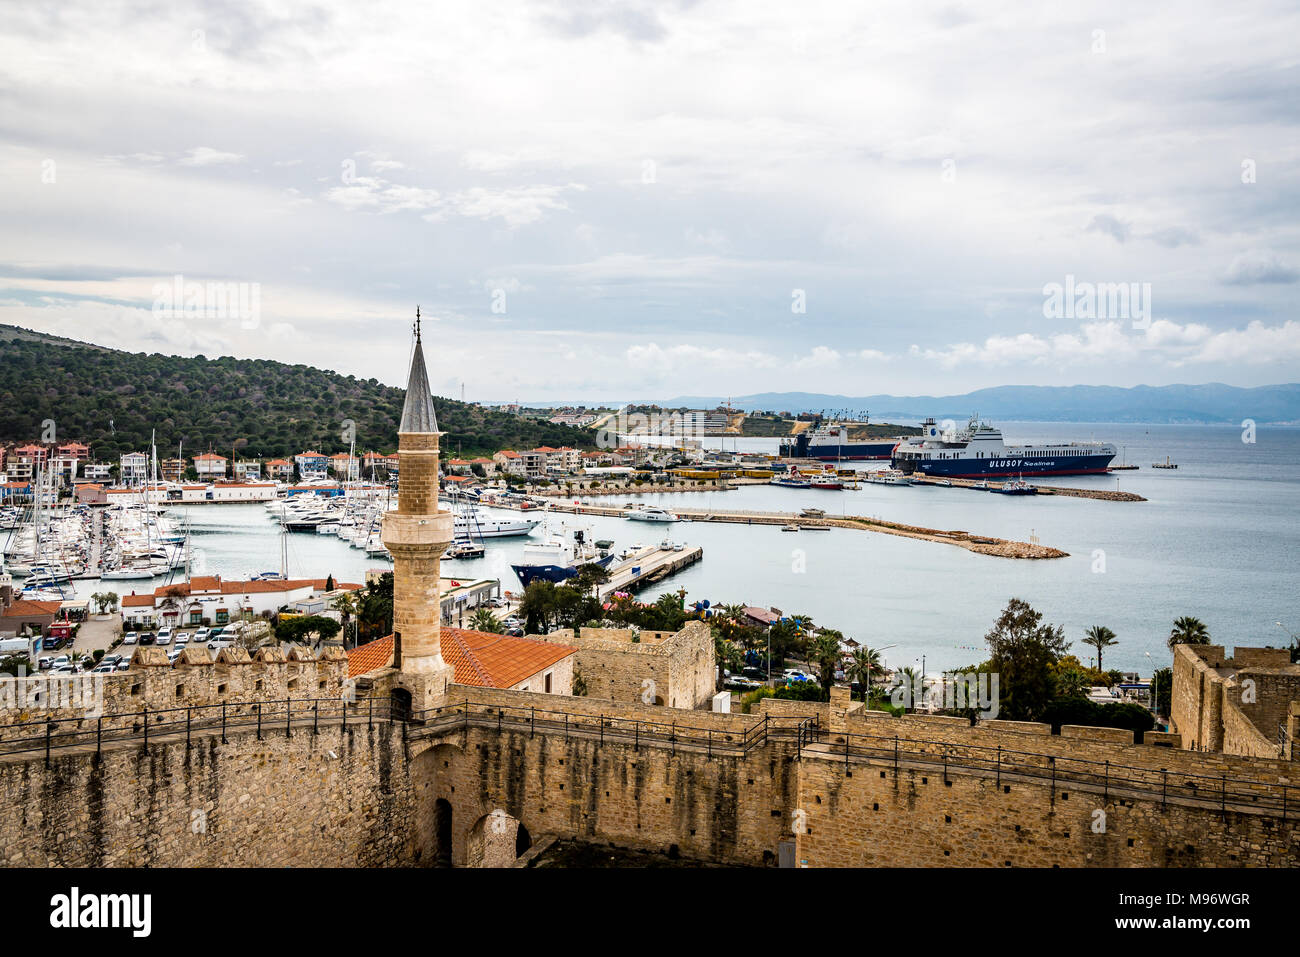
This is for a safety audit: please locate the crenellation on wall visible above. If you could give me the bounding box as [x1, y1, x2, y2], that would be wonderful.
[537, 620, 715, 710]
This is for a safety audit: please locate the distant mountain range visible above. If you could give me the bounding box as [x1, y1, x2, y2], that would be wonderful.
[521, 384, 1300, 425]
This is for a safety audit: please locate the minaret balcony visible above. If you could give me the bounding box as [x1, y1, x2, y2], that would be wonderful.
[382, 510, 454, 548]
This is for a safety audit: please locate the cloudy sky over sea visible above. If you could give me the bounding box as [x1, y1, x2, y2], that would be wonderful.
[3, 0, 1299, 402]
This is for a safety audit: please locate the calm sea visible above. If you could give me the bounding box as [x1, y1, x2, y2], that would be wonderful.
[81, 422, 1300, 679]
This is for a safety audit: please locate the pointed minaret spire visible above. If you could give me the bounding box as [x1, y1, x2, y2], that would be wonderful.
[399, 307, 438, 433]
[383, 304, 454, 709]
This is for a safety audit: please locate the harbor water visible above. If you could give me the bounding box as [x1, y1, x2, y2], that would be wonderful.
[68, 422, 1300, 678]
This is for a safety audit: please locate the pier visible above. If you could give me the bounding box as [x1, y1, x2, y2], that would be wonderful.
[908, 475, 1146, 502]
[599, 545, 703, 598]
[492, 500, 1066, 560]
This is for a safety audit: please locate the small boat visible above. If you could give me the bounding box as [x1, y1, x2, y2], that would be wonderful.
[936, 479, 952, 487]
[994, 478, 1037, 496]
[803, 523, 831, 530]
[1152, 456, 1178, 469]
[446, 540, 486, 559]
[799, 507, 826, 518]
[970, 481, 989, 491]
[781, 524, 801, 532]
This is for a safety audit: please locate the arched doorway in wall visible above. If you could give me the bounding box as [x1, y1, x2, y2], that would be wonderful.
[390, 688, 412, 723]
[433, 799, 453, 867]
[410, 742, 468, 866]
[466, 809, 529, 867]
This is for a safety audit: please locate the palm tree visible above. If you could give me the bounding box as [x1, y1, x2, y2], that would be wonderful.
[809, 631, 843, 697]
[470, 608, 504, 633]
[896, 666, 919, 711]
[1082, 626, 1118, 672]
[1168, 616, 1210, 650]
[331, 592, 358, 648]
[846, 647, 884, 698]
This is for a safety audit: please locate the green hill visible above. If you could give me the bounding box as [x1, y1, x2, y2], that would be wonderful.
[0, 324, 593, 461]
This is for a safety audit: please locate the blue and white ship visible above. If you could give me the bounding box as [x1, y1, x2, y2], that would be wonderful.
[780, 422, 898, 461]
[891, 417, 1116, 478]
[511, 526, 614, 588]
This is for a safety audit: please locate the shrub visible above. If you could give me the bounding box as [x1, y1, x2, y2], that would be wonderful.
[740, 686, 774, 713]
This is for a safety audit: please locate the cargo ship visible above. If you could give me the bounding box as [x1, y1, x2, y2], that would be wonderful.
[779, 422, 898, 461]
[891, 417, 1116, 478]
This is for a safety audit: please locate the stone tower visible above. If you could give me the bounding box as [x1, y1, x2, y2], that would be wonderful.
[382, 308, 455, 713]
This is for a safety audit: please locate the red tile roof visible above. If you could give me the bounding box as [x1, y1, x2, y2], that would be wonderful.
[441, 627, 575, 689]
[193, 453, 227, 461]
[348, 635, 394, 678]
[346, 628, 575, 688]
[2, 599, 62, 617]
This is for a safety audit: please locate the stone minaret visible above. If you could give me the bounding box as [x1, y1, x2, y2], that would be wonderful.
[383, 308, 455, 711]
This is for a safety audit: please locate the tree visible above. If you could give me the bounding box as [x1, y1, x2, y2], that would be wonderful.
[1151, 667, 1173, 719]
[1168, 616, 1210, 650]
[356, 573, 394, 641]
[570, 563, 610, 596]
[470, 608, 504, 633]
[1081, 625, 1117, 671]
[846, 647, 885, 698]
[519, 580, 558, 634]
[275, 615, 341, 645]
[809, 630, 843, 697]
[983, 598, 1070, 722]
[331, 592, 358, 648]
[895, 666, 919, 711]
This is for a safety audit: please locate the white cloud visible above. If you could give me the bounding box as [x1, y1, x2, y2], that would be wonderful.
[912, 320, 1300, 369]
[178, 147, 244, 167]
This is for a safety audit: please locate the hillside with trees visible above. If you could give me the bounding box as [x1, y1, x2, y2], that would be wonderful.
[0, 325, 594, 460]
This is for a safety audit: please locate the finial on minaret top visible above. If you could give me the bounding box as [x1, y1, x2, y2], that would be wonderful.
[399, 306, 439, 433]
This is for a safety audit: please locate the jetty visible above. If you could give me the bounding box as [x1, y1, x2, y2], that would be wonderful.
[599, 544, 703, 598]
[493, 500, 1066, 560]
[909, 475, 1146, 502]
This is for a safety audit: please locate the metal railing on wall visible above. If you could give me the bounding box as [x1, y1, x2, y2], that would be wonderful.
[2, 694, 1292, 821]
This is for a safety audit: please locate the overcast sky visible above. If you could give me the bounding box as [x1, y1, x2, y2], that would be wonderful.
[3, 0, 1298, 403]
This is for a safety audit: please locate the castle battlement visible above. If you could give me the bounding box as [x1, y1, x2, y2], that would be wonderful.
[0, 644, 353, 741]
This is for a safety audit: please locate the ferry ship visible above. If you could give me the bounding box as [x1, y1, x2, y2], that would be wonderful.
[511, 527, 614, 587]
[891, 417, 1116, 478]
[779, 422, 898, 461]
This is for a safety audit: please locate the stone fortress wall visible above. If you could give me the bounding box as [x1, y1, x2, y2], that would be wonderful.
[2, 663, 1297, 867]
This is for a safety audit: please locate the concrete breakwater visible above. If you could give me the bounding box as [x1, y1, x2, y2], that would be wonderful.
[492, 499, 1067, 560]
[909, 475, 1146, 502]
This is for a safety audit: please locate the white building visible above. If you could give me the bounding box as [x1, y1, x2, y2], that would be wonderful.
[120, 452, 149, 484]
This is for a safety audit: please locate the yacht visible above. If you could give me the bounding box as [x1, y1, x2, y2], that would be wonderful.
[626, 506, 678, 523]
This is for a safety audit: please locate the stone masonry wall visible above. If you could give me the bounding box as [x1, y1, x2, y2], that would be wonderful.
[0, 720, 414, 867]
[538, 621, 716, 710]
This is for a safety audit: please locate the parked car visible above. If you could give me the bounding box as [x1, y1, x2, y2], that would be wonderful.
[156, 633, 171, 646]
[91, 663, 115, 674]
[138, 632, 156, 646]
[122, 632, 138, 645]
[115, 660, 131, 671]
[37, 657, 54, 671]
[50, 654, 70, 670]
[194, 627, 210, 640]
